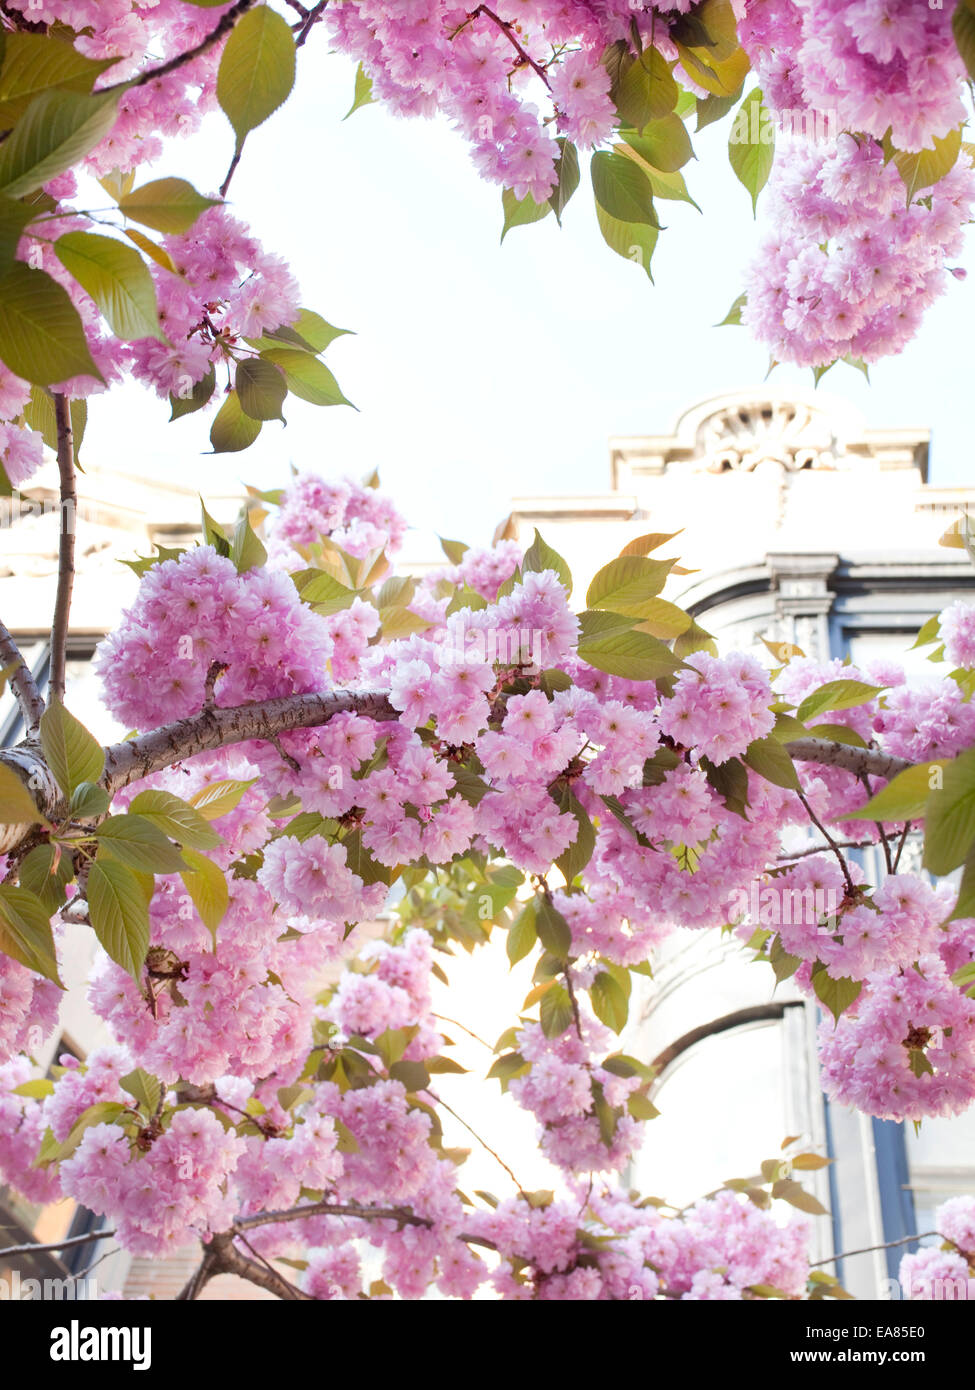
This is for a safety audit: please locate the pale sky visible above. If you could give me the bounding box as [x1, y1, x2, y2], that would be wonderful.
[84, 44, 975, 547]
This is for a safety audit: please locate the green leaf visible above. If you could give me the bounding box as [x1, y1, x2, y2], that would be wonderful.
[69, 782, 110, 819]
[0, 884, 61, 984]
[594, 202, 657, 280]
[39, 697, 105, 795]
[591, 150, 658, 226]
[627, 1091, 660, 1121]
[717, 291, 746, 327]
[622, 115, 693, 173]
[236, 355, 287, 422]
[0, 194, 34, 278]
[811, 964, 861, 1023]
[0, 262, 103, 386]
[179, 847, 229, 938]
[587, 555, 674, 614]
[22, 385, 87, 462]
[127, 789, 221, 851]
[88, 859, 150, 980]
[188, 777, 258, 820]
[770, 1177, 829, 1215]
[948, 841, 975, 922]
[95, 814, 187, 874]
[501, 186, 550, 241]
[548, 138, 580, 223]
[577, 622, 681, 682]
[728, 87, 774, 214]
[120, 1067, 162, 1115]
[344, 62, 374, 120]
[847, 761, 940, 823]
[0, 761, 47, 826]
[591, 970, 628, 1033]
[209, 389, 262, 453]
[118, 177, 219, 234]
[294, 568, 358, 615]
[554, 787, 595, 885]
[796, 680, 885, 725]
[0, 33, 117, 127]
[697, 89, 740, 130]
[169, 365, 216, 421]
[536, 896, 572, 961]
[613, 47, 678, 129]
[486, 1050, 529, 1090]
[439, 536, 469, 565]
[791, 1152, 831, 1171]
[199, 498, 230, 555]
[506, 899, 538, 966]
[743, 735, 799, 791]
[954, 0, 975, 79]
[923, 748, 975, 875]
[255, 308, 351, 355]
[13, 1078, 54, 1099]
[805, 723, 868, 749]
[217, 4, 295, 150]
[539, 980, 574, 1038]
[521, 528, 572, 595]
[230, 511, 268, 573]
[260, 347, 353, 407]
[0, 89, 118, 199]
[893, 127, 961, 201]
[19, 843, 73, 914]
[53, 231, 163, 342]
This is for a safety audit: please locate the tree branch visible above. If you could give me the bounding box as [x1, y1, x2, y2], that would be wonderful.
[650, 1002, 805, 1078]
[101, 688, 398, 793]
[809, 1230, 938, 1268]
[48, 394, 76, 706]
[103, 0, 256, 95]
[0, 619, 44, 734]
[234, 1201, 429, 1233]
[785, 738, 910, 782]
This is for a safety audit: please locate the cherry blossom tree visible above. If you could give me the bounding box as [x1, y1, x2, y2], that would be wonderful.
[0, 0, 974, 1302]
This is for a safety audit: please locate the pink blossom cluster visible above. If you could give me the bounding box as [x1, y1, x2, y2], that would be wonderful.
[756, 858, 948, 983]
[128, 207, 301, 401]
[327, 929, 440, 1060]
[656, 652, 776, 762]
[466, 1185, 809, 1300]
[0, 1057, 62, 1205]
[94, 546, 333, 730]
[59, 1108, 245, 1258]
[0, 953, 60, 1065]
[940, 600, 975, 669]
[739, 0, 966, 152]
[898, 1245, 973, 1301]
[266, 473, 408, 567]
[742, 135, 975, 368]
[818, 952, 975, 1121]
[425, 540, 523, 603]
[259, 834, 386, 931]
[510, 1015, 642, 1174]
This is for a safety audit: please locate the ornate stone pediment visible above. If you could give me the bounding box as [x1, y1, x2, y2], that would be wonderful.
[692, 397, 840, 474]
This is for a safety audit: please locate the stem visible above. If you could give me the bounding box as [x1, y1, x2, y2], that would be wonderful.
[0, 619, 44, 734]
[103, 0, 257, 95]
[893, 821, 913, 872]
[796, 788, 856, 895]
[0, 1228, 114, 1259]
[777, 839, 872, 862]
[468, 5, 552, 86]
[48, 394, 75, 706]
[295, 0, 328, 48]
[423, 1088, 525, 1194]
[810, 1230, 938, 1268]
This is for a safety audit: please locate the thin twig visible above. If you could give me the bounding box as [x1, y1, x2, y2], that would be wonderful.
[0, 619, 44, 734]
[0, 1228, 115, 1260]
[468, 5, 551, 86]
[432, 1012, 493, 1050]
[424, 1087, 525, 1194]
[777, 840, 872, 862]
[103, 0, 256, 95]
[796, 789, 856, 895]
[651, 1003, 804, 1079]
[295, 1, 328, 48]
[810, 1230, 938, 1267]
[892, 821, 913, 873]
[48, 394, 76, 706]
